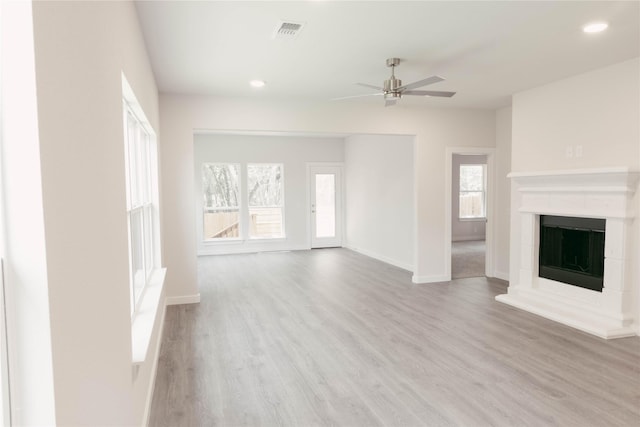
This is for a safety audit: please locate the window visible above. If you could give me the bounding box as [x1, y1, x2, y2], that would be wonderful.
[202, 164, 240, 240]
[199, 163, 285, 242]
[123, 76, 166, 365]
[248, 164, 284, 238]
[459, 164, 486, 219]
[123, 100, 159, 315]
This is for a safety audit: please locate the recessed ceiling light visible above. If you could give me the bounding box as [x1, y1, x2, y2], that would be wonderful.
[249, 80, 266, 88]
[583, 22, 608, 33]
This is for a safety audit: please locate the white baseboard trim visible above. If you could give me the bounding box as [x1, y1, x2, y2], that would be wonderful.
[198, 244, 309, 256]
[142, 299, 167, 426]
[166, 294, 201, 305]
[344, 245, 413, 272]
[493, 270, 509, 282]
[412, 274, 450, 284]
[452, 235, 486, 242]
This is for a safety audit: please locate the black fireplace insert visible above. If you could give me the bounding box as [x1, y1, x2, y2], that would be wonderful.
[538, 215, 605, 292]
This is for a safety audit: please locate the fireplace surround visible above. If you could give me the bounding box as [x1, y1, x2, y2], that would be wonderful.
[497, 167, 639, 339]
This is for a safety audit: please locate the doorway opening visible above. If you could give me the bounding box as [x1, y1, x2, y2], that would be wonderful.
[445, 148, 495, 280]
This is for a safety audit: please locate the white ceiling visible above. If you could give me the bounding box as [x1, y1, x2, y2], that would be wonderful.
[135, 1, 640, 109]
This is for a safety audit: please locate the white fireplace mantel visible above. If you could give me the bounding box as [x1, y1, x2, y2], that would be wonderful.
[497, 167, 640, 339]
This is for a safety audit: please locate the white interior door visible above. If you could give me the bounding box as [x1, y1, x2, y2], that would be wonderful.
[309, 165, 342, 248]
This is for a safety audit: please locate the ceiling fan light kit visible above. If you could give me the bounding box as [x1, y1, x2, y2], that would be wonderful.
[336, 57, 456, 107]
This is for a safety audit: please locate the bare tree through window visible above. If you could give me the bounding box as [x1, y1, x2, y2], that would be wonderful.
[248, 164, 284, 238]
[202, 164, 240, 239]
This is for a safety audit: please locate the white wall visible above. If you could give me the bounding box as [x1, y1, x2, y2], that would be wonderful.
[1, 2, 56, 424]
[510, 58, 640, 333]
[512, 58, 639, 172]
[494, 107, 512, 281]
[160, 95, 496, 300]
[344, 134, 414, 270]
[194, 133, 344, 255]
[15, 1, 164, 424]
[451, 154, 487, 242]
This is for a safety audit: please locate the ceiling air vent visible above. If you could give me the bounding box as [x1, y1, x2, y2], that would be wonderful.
[272, 21, 305, 40]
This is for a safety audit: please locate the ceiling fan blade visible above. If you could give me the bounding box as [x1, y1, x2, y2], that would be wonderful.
[357, 83, 383, 91]
[332, 93, 382, 101]
[384, 99, 397, 107]
[398, 75, 445, 92]
[403, 89, 456, 98]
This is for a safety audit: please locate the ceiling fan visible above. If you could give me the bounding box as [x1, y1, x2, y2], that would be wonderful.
[335, 58, 456, 107]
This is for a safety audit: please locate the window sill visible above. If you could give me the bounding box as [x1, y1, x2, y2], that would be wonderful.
[202, 237, 287, 244]
[458, 217, 486, 222]
[202, 238, 243, 245]
[248, 236, 286, 241]
[131, 267, 166, 366]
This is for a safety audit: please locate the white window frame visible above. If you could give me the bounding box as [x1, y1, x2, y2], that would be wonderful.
[199, 163, 286, 244]
[459, 163, 487, 220]
[124, 103, 157, 314]
[247, 163, 285, 240]
[123, 75, 166, 367]
[201, 163, 242, 242]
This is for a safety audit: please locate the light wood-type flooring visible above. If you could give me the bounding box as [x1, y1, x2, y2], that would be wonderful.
[149, 248, 640, 426]
[451, 240, 486, 279]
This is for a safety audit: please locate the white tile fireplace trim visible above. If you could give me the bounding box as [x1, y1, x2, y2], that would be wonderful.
[497, 167, 640, 339]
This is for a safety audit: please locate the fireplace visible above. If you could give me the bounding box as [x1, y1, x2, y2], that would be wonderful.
[496, 167, 639, 339]
[538, 215, 605, 292]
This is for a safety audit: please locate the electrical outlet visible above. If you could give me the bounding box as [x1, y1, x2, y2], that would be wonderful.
[565, 146, 574, 158]
[575, 145, 583, 158]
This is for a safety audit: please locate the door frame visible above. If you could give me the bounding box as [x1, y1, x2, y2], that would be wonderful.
[306, 162, 345, 249]
[445, 147, 496, 279]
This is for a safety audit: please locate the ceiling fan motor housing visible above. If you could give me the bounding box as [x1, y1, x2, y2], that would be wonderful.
[384, 77, 402, 95]
[384, 57, 402, 97]
[384, 91, 401, 100]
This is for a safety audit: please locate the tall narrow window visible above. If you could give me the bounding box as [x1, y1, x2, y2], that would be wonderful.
[202, 164, 240, 240]
[459, 164, 486, 219]
[123, 100, 160, 315]
[247, 164, 284, 238]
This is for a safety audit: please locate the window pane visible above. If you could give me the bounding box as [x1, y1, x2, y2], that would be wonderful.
[247, 164, 283, 207]
[249, 207, 283, 238]
[141, 132, 151, 204]
[143, 205, 154, 278]
[247, 164, 284, 238]
[459, 164, 486, 219]
[204, 209, 240, 238]
[127, 113, 141, 207]
[460, 165, 484, 191]
[130, 209, 145, 307]
[202, 164, 240, 240]
[460, 191, 485, 218]
[315, 174, 335, 238]
[202, 164, 240, 208]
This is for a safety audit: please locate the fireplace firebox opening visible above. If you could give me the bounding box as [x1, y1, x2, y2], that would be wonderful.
[538, 215, 605, 292]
